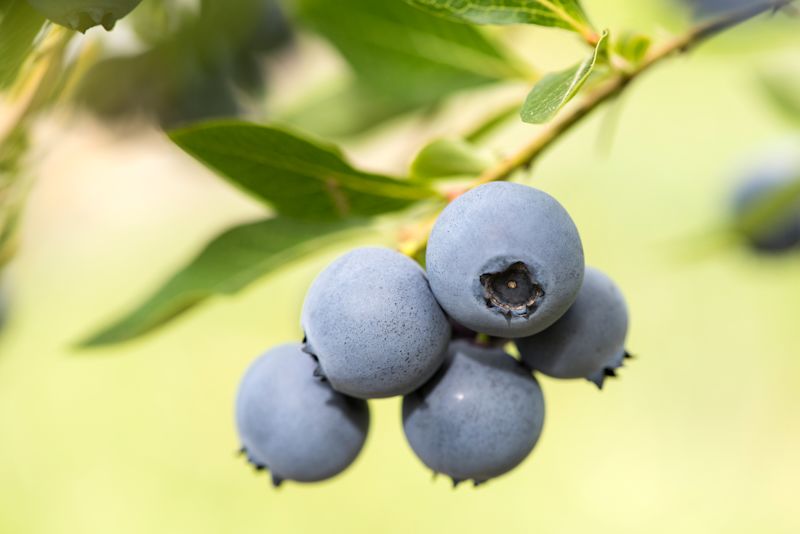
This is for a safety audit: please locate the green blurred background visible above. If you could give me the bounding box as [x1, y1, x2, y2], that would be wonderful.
[2, 1, 800, 533]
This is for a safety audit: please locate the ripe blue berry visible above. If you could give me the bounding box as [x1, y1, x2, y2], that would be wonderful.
[516, 267, 630, 389]
[302, 247, 451, 399]
[26, 0, 143, 32]
[426, 182, 584, 338]
[731, 141, 800, 253]
[235, 343, 369, 486]
[403, 340, 545, 486]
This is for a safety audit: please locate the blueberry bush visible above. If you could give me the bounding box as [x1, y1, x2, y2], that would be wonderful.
[1, 0, 798, 488]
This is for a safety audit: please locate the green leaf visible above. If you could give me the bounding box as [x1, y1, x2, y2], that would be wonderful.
[405, 0, 593, 34]
[277, 80, 424, 139]
[295, 0, 529, 105]
[169, 121, 439, 221]
[761, 72, 800, 127]
[80, 218, 361, 347]
[410, 137, 493, 179]
[464, 102, 521, 142]
[520, 29, 609, 124]
[0, 0, 46, 89]
[614, 32, 651, 65]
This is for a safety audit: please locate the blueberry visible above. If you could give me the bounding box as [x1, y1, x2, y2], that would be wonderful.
[731, 141, 800, 253]
[402, 340, 545, 486]
[26, 0, 143, 32]
[302, 247, 451, 399]
[516, 267, 630, 389]
[426, 182, 584, 338]
[235, 343, 369, 486]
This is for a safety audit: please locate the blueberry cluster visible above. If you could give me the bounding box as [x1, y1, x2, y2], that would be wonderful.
[236, 182, 631, 487]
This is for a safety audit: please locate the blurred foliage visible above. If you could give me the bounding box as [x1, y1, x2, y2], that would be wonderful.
[295, 0, 529, 104]
[613, 32, 652, 65]
[0, 0, 45, 89]
[761, 69, 800, 126]
[405, 0, 594, 34]
[73, 0, 292, 127]
[0, 25, 72, 267]
[0, 127, 28, 266]
[277, 81, 428, 140]
[282, 0, 532, 138]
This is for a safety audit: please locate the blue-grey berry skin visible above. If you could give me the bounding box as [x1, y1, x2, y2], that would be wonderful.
[302, 247, 451, 399]
[731, 142, 800, 253]
[402, 340, 545, 486]
[516, 267, 629, 389]
[426, 182, 584, 339]
[235, 343, 369, 486]
[26, 0, 143, 32]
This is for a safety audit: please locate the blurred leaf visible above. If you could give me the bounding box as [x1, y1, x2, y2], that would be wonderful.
[0, 126, 29, 266]
[464, 102, 521, 142]
[129, 0, 200, 45]
[80, 218, 362, 347]
[278, 80, 425, 139]
[295, 0, 529, 106]
[405, 0, 593, 34]
[75, 48, 242, 127]
[761, 72, 800, 127]
[410, 137, 493, 179]
[614, 32, 651, 65]
[74, 0, 292, 127]
[0, 0, 46, 89]
[521, 30, 608, 124]
[170, 121, 439, 220]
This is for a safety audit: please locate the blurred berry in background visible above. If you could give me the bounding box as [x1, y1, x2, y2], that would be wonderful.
[730, 138, 800, 253]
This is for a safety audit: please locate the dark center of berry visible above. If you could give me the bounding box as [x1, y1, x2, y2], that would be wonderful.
[479, 262, 544, 319]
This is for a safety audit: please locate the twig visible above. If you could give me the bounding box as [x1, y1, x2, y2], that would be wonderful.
[400, 0, 794, 257]
[470, 0, 795, 186]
